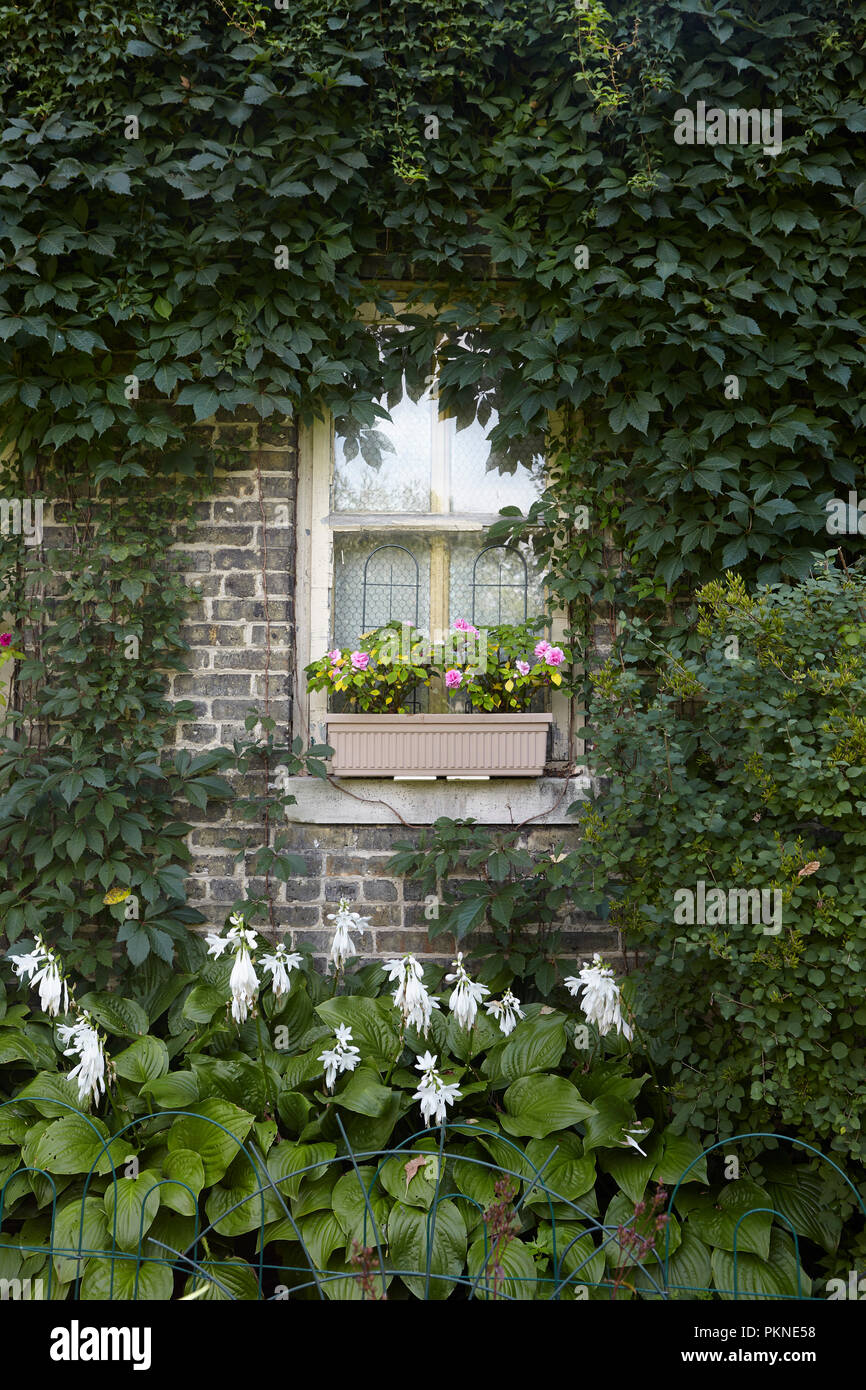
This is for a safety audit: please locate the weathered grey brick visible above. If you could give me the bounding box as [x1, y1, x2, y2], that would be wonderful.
[325, 882, 359, 902]
[362, 879, 399, 902]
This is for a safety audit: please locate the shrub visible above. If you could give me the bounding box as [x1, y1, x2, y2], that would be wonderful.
[575, 562, 866, 1163]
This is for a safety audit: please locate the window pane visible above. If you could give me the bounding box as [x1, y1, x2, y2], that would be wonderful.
[333, 384, 434, 513]
[332, 534, 431, 648]
[447, 410, 546, 514]
[448, 538, 546, 629]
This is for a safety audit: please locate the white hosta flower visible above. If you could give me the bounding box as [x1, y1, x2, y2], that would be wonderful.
[326, 898, 370, 971]
[8, 946, 45, 981]
[444, 953, 489, 1030]
[413, 1052, 462, 1126]
[621, 1124, 651, 1157]
[33, 956, 68, 1019]
[385, 954, 440, 1037]
[260, 944, 304, 1002]
[206, 921, 259, 959]
[484, 988, 524, 1038]
[318, 1024, 361, 1092]
[207, 919, 261, 1024]
[229, 947, 259, 1024]
[57, 1012, 107, 1105]
[8, 937, 68, 1018]
[564, 953, 633, 1041]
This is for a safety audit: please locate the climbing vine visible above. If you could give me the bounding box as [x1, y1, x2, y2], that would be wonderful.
[0, 0, 865, 974]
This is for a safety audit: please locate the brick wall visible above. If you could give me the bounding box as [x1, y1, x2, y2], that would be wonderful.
[169, 416, 621, 971]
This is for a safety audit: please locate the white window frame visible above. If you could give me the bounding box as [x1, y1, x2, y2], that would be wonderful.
[293, 331, 578, 770]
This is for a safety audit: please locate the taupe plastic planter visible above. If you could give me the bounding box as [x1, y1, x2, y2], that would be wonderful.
[326, 712, 553, 777]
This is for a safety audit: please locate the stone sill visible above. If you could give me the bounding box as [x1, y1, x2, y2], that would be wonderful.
[282, 773, 591, 826]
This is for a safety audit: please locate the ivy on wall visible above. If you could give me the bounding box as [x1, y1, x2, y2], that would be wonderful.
[0, 0, 865, 976]
[0, 0, 862, 597]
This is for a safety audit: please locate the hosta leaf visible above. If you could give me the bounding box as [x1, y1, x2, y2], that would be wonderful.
[501, 1075, 595, 1139]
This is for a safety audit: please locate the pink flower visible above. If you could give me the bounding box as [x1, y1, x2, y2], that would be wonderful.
[445, 668, 462, 690]
[350, 651, 371, 670]
[0, 634, 11, 648]
[534, 640, 551, 658]
[328, 648, 341, 662]
[453, 618, 480, 636]
[545, 647, 565, 667]
[516, 660, 530, 676]
[329, 668, 341, 681]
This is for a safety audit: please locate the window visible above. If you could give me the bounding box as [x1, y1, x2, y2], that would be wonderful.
[296, 341, 573, 764]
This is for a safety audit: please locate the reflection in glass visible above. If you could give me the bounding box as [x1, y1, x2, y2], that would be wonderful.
[334, 384, 433, 513]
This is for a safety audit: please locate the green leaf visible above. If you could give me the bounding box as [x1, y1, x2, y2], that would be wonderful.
[332, 1066, 394, 1117]
[467, 1230, 538, 1300]
[182, 983, 226, 1024]
[598, 1137, 661, 1204]
[141, 1070, 200, 1109]
[167, 1098, 255, 1185]
[267, 1141, 336, 1201]
[494, 1013, 567, 1082]
[655, 1228, 712, 1301]
[524, 1133, 596, 1206]
[711, 1230, 811, 1301]
[183, 1257, 260, 1301]
[15, 1071, 89, 1118]
[765, 1171, 842, 1255]
[78, 993, 148, 1038]
[298, 1208, 346, 1268]
[332, 1165, 390, 1246]
[113, 1036, 169, 1085]
[52, 1197, 110, 1283]
[653, 1131, 709, 1187]
[206, 1166, 264, 1238]
[686, 1181, 773, 1260]
[32, 1113, 112, 1175]
[501, 1075, 596, 1139]
[535, 1220, 605, 1292]
[387, 1198, 467, 1299]
[81, 1256, 174, 1301]
[379, 1147, 441, 1210]
[104, 1169, 162, 1250]
[315, 996, 401, 1066]
[161, 1149, 206, 1217]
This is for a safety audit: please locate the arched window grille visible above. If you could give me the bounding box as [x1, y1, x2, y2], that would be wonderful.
[361, 544, 420, 634]
[471, 545, 528, 627]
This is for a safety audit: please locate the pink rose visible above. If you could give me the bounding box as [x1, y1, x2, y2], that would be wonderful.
[534, 640, 551, 658]
[516, 660, 530, 676]
[351, 651, 371, 670]
[445, 668, 462, 689]
[328, 648, 341, 662]
[545, 647, 564, 667]
[0, 634, 11, 648]
[454, 618, 480, 635]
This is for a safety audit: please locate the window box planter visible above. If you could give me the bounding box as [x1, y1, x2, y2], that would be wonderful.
[325, 712, 553, 777]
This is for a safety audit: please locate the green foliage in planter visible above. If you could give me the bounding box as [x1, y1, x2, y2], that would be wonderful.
[305, 623, 432, 713]
[448, 620, 574, 712]
[0, 947, 853, 1301]
[568, 562, 866, 1162]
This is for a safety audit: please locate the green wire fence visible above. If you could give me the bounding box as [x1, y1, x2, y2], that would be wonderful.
[1, 1099, 863, 1301]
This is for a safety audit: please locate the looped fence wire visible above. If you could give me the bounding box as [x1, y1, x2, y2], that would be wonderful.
[0, 1100, 861, 1302]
